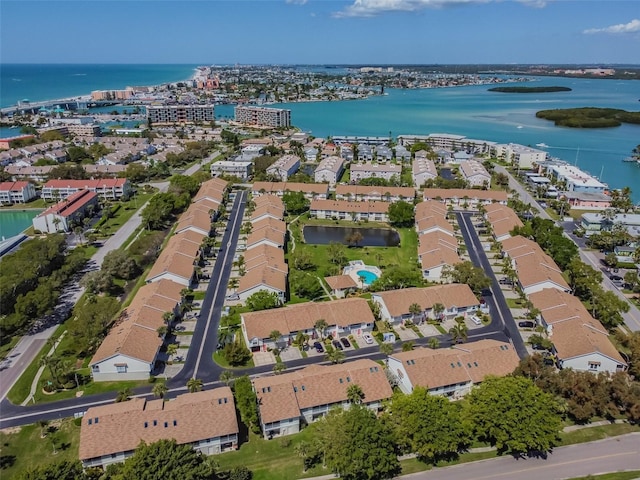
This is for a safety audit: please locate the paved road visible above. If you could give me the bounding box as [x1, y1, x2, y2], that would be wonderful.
[0, 157, 212, 406]
[496, 165, 640, 332]
[456, 212, 528, 359]
[403, 433, 640, 480]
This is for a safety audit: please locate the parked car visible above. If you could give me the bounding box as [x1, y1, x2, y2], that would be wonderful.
[362, 333, 374, 345]
[518, 321, 535, 328]
[470, 315, 482, 326]
[499, 278, 513, 285]
[313, 341, 324, 353]
[340, 337, 351, 348]
[610, 275, 623, 281]
[332, 340, 344, 351]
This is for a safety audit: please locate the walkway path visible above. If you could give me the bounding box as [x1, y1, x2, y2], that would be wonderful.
[21, 332, 66, 406]
[287, 213, 303, 253]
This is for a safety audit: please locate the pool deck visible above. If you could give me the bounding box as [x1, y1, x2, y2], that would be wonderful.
[342, 260, 381, 288]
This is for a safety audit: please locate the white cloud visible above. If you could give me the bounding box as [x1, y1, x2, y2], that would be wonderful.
[286, 0, 308, 4]
[332, 0, 547, 18]
[584, 19, 640, 35]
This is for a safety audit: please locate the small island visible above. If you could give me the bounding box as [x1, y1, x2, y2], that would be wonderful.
[488, 86, 572, 93]
[536, 107, 640, 128]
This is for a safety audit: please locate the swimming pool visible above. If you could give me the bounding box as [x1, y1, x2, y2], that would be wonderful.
[356, 270, 379, 286]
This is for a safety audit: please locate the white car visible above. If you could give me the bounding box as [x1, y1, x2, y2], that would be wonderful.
[470, 315, 482, 326]
[362, 333, 374, 345]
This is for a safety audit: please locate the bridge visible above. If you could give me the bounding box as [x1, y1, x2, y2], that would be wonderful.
[1, 96, 121, 115]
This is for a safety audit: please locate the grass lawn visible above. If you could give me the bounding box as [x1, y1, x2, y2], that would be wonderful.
[506, 297, 524, 309]
[288, 217, 419, 280]
[559, 423, 640, 446]
[0, 418, 81, 478]
[568, 473, 640, 480]
[97, 191, 155, 237]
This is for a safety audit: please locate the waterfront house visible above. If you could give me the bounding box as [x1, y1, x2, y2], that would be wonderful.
[254, 359, 392, 439]
[32, 189, 99, 234]
[0, 181, 37, 204]
[41, 178, 132, 201]
[309, 199, 389, 222]
[79, 388, 238, 469]
[388, 339, 519, 397]
[335, 185, 415, 203]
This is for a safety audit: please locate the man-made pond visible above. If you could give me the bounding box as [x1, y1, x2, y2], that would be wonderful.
[303, 225, 400, 247]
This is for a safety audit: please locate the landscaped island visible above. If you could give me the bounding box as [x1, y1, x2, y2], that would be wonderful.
[488, 86, 572, 93]
[536, 107, 640, 128]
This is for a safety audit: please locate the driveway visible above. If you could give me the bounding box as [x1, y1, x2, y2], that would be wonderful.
[279, 346, 303, 362]
[252, 351, 276, 366]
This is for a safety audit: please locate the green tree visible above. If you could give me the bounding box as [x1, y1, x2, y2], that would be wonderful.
[370, 266, 422, 291]
[186, 378, 203, 393]
[17, 460, 84, 480]
[152, 381, 168, 399]
[223, 338, 252, 366]
[117, 439, 216, 480]
[408, 303, 422, 323]
[327, 242, 347, 266]
[442, 261, 491, 296]
[234, 376, 261, 434]
[282, 191, 310, 214]
[386, 387, 470, 462]
[346, 384, 365, 404]
[246, 290, 281, 311]
[610, 187, 634, 213]
[291, 271, 324, 300]
[290, 250, 315, 270]
[448, 322, 468, 344]
[427, 337, 440, 349]
[315, 318, 328, 340]
[388, 200, 415, 227]
[169, 174, 200, 197]
[402, 341, 415, 352]
[314, 406, 400, 480]
[379, 342, 394, 356]
[115, 387, 132, 402]
[590, 289, 630, 328]
[125, 163, 149, 183]
[466, 376, 562, 455]
[325, 348, 346, 364]
[219, 370, 236, 386]
[273, 361, 287, 375]
[101, 250, 139, 280]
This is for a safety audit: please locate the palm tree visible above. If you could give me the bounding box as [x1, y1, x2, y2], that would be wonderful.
[166, 343, 178, 358]
[314, 319, 328, 340]
[273, 361, 287, 375]
[402, 341, 414, 352]
[115, 387, 132, 403]
[186, 378, 203, 393]
[408, 303, 422, 323]
[219, 370, 235, 386]
[325, 348, 345, 364]
[346, 384, 365, 404]
[379, 342, 394, 356]
[427, 337, 440, 349]
[294, 441, 310, 473]
[269, 330, 282, 349]
[432, 303, 445, 322]
[449, 322, 468, 344]
[152, 382, 168, 399]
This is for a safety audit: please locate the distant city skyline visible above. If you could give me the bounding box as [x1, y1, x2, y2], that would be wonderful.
[1, 1, 639, 65]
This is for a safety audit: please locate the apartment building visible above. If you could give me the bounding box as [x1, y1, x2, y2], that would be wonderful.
[483, 204, 523, 242]
[254, 360, 392, 439]
[335, 185, 415, 202]
[33, 189, 99, 233]
[350, 162, 401, 182]
[412, 156, 437, 187]
[309, 199, 389, 222]
[41, 178, 132, 201]
[251, 182, 329, 200]
[459, 160, 491, 188]
[492, 143, 546, 169]
[314, 155, 345, 185]
[235, 106, 291, 128]
[147, 104, 215, 125]
[423, 188, 508, 209]
[388, 339, 519, 397]
[265, 154, 301, 181]
[0, 181, 37, 204]
[79, 388, 239, 469]
[210, 160, 253, 181]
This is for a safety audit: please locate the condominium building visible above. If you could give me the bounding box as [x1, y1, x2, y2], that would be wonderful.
[314, 155, 345, 185]
[459, 160, 491, 188]
[265, 154, 300, 181]
[492, 143, 547, 169]
[0, 181, 37, 204]
[147, 104, 215, 125]
[350, 162, 401, 182]
[235, 106, 291, 128]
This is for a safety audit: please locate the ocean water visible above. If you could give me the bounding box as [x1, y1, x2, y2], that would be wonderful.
[271, 76, 640, 202]
[1, 65, 639, 200]
[1, 64, 197, 108]
[0, 210, 41, 238]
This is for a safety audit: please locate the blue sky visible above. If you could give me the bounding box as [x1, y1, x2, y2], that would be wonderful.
[1, 0, 639, 64]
